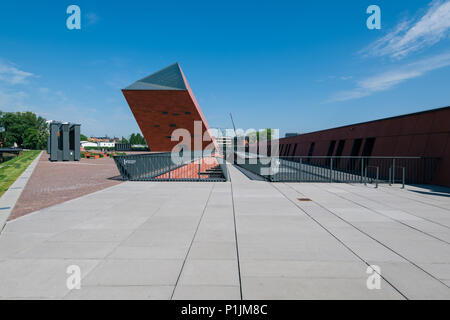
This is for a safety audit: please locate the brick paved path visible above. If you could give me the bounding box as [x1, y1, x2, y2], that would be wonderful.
[9, 155, 122, 220]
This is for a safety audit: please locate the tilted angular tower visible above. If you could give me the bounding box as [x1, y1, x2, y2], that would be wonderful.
[122, 63, 216, 152]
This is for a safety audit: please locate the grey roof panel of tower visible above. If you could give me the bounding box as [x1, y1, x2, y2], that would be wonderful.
[123, 62, 187, 90]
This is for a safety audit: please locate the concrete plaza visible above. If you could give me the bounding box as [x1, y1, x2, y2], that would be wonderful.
[0, 164, 449, 299]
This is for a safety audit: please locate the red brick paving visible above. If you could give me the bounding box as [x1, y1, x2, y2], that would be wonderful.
[9, 154, 122, 220]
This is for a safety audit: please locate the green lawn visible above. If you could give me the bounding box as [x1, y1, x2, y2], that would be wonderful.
[0, 150, 41, 198]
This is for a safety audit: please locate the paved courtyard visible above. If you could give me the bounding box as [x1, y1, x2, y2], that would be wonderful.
[9, 155, 122, 220]
[0, 164, 449, 299]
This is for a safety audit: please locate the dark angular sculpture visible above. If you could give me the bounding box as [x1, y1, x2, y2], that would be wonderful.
[47, 122, 80, 161]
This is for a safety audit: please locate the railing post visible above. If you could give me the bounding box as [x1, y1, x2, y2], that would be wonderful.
[423, 158, 426, 183]
[376, 167, 379, 188]
[402, 167, 405, 189]
[364, 167, 367, 186]
[198, 158, 201, 181]
[330, 157, 333, 183]
[168, 158, 171, 180]
[360, 157, 364, 183]
[389, 167, 392, 186]
[299, 158, 302, 182]
[392, 158, 395, 185]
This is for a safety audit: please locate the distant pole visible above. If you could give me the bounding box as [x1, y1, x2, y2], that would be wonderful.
[229, 113, 237, 136]
[229, 113, 238, 162]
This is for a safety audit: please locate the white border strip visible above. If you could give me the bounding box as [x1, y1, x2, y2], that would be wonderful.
[0, 151, 42, 232]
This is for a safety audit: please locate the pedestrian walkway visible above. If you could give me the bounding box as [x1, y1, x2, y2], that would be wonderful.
[0, 164, 449, 299]
[0, 151, 42, 231]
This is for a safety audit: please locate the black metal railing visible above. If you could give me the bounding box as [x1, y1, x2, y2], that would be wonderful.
[113, 152, 227, 182]
[233, 153, 439, 185]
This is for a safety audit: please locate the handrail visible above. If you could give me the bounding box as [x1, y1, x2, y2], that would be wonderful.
[232, 152, 439, 185]
[113, 152, 227, 182]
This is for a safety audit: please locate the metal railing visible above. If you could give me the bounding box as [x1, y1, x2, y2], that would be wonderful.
[233, 153, 439, 185]
[113, 152, 227, 182]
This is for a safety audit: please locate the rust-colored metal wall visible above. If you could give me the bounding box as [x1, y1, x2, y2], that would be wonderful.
[122, 90, 214, 151]
[122, 63, 216, 152]
[274, 106, 450, 186]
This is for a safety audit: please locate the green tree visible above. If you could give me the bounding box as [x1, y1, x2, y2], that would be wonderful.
[0, 111, 48, 149]
[247, 128, 274, 143]
[124, 133, 147, 145]
[135, 133, 146, 145]
[23, 128, 39, 149]
[80, 134, 88, 141]
[129, 133, 137, 144]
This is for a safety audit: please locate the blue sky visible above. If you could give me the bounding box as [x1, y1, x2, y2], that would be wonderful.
[0, 0, 449, 138]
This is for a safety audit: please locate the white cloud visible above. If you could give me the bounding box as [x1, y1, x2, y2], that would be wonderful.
[0, 60, 34, 84]
[361, 0, 450, 59]
[329, 51, 450, 102]
[0, 60, 34, 110]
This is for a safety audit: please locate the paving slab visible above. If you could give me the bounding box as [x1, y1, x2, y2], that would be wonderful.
[64, 285, 173, 300]
[240, 260, 369, 279]
[13, 241, 120, 259]
[46, 228, 135, 243]
[241, 277, 404, 300]
[0, 231, 52, 260]
[188, 241, 237, 260]
[82, 259, 184, 286]
[172, 285, 240, 300]
[108, 244, 190, 260]
[369, 261, 450, 300]
[0, 258, 100, 299]
[177, 259, 240, 287]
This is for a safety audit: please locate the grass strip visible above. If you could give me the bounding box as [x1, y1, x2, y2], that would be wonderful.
[0, 150, 41, 197]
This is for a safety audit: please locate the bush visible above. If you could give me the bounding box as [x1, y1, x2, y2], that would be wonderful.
[131, 146, 149, 151]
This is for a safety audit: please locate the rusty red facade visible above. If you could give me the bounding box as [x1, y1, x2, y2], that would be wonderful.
[122, 63, 216, 152]
[274, 106, 450, 186]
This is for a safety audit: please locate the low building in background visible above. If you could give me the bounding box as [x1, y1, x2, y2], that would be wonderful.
[81, 141, 116, 149]
[88, 136, 111, 143]
[98, 141, 115, 148]
[80, 141, 97, 148]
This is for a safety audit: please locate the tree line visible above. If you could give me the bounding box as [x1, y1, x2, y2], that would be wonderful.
[0, 110, 148, 150]
[120, 133, 147, 145]
[0, 111, 48, 150]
